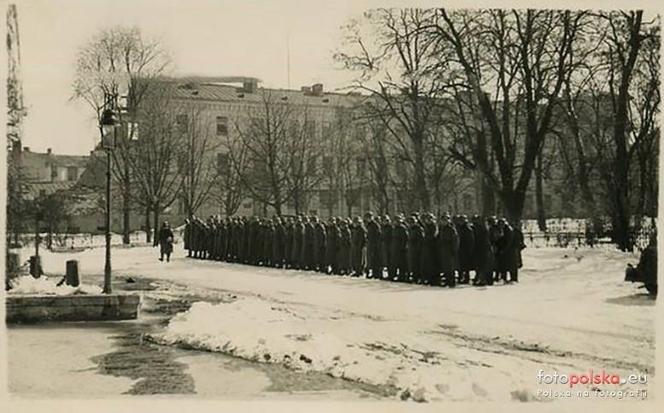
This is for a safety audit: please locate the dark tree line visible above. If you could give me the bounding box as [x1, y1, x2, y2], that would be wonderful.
[336, 8, 660, 251]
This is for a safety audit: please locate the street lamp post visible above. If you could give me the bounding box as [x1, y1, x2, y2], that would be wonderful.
[100, 103, 119, 294]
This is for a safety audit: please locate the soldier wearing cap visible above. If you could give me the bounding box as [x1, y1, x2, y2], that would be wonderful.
[313, 216, 327, 272]
[472, 215, 494, 286]
[457, 215, 475, 284]
[407, 215, 424, 283]
[391, 214, 409, 282]
[365, 212, 382, 279]
[337, 219, 352, 275]
[326, 217, 340, 274]
[419, 213, 438, 285]
[284, 217, 294, 268]
[273, 217, 285, 268]
[381, 215, 393, 280]
[349, 216, 365, 276]
[495, 218, 514, 282]
[438, 214, 459, 287]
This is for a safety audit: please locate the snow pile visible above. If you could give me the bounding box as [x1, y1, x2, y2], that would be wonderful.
[8, 275, 102, 296]
[151, 299, 534, 402]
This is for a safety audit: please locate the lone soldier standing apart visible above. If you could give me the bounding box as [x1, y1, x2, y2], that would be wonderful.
[158, 221, 174, 262]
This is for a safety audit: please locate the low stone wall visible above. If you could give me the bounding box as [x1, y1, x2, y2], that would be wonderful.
[6, 294, 141, 323]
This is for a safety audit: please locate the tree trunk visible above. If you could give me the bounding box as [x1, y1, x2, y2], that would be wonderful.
[501, 188, 526, 224]
[481, 176, 495, 217]
[152, 206, 160, 247]
[145, 205, 152, 244]
[412, 136, 431, 211]
[122, 175, 131, 244]
[535, 153, 547, 231]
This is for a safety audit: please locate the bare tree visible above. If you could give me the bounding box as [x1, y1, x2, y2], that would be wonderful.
[597, 11, 660, 250]
[214, 138, 247, 216]
[230, 91, 310, 215]
[178, 104, 220, 218]
[126, 81, 184, 244]
[72, 26, 170, 243]
[286, 114, 326, 215]
[433, 9, 585, 222]
[336, 9, 446, 211]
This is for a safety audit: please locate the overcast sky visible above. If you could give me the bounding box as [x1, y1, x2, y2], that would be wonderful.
[13, 0, 660, 155]
[16, 0, 360, 155]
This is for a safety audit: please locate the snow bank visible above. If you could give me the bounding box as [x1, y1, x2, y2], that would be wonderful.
[151, 299, 535, 402]
[8, 275, 102, 296]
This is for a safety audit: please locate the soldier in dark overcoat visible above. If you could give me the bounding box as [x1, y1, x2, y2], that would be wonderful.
[420, 214, 438, 285]
[350, 217, 367, 277]
[457, 215, 475, 284]
[471, 215, 494, 286]
[184, 219, 192, 257]
[381, 216, 394, 280]
[391, 215, 409, 282]
[326, 218, 339, 274]
[437, 215, 459, 287]
[365, 212, 382, 279]
[495, 219, 514, 282]
[313, 216, 327, 272]
[337, 220, 352, 275]
[407, 216, 424, 283]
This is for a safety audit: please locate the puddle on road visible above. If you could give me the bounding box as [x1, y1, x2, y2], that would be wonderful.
[91, 289, 385, 399]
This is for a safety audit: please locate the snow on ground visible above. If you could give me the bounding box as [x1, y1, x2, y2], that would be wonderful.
[21, 244, 655, 401]
[8, 275, 102, 295]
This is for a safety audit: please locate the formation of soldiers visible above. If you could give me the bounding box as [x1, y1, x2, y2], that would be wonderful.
[184, 212, 526, 287]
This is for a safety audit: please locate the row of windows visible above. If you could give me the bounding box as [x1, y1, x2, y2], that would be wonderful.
[174, 114, 352, 139]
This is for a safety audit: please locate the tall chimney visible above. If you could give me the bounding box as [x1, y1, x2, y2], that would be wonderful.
[47, 148, 52, 155]
[243, 79, 257, 93]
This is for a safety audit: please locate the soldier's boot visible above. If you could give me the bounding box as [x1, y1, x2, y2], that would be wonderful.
[446, 272, 456, 288]
[511, 269, 518, 283]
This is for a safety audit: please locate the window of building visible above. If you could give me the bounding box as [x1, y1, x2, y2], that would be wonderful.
[305, 120, 316, 137]
[51, 165, 58, 180]
[322, 156, 333, 171]
[322, 121, 332, 137]
[463, 193, 473, 210]
[355, 157, 366, 177]
[216, 116, 229, 136]
[66, 166, 78, 181]
[176, 114, 188, 132]
[217, 153, 230, 175]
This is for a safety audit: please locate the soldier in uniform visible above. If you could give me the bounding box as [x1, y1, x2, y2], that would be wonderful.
[510, 220, 526, 283]
[407, 215, 424, 284]
[302, 216, 316, 271]
[365, 212, 382, 279]
[391, 214, 409, 282]
[438, 214, 459, 287]
[457, 215, 475, 284]
[337, 219, 352, 275]
[472, 215, 494, 286]
[273, 217, 285, 268]
[292, 216, 305, 270]
[421, 213, 438, 285]
[495, 218, 514, 283]
[326, 218, 339, 274]
[350, 216, 367, 277]
[488, 216, 502, 282]
[184, 218, 192, 257]
[381, 215, 393, 280]
[284, 217, 294, 269]
[313, 216, 327, 273]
